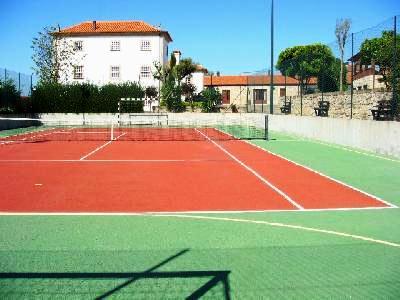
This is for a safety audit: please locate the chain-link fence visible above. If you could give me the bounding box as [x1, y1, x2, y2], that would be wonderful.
[228, 16, 399, 119]
[0, 68, 33, 97]
[0, 68, 34, 114]
[270, 15, 399, 120]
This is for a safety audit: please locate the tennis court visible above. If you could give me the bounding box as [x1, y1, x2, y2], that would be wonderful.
[1, 116, 400, 298]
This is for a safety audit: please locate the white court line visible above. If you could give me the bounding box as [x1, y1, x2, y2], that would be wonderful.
[151, 214, 400, 248]
[308, 139, 400, 163]
[1, 211, 399, 247]
[57, 131, 108, 134]
[267, 132, 400, 163]
[0, 205, 396, 216]
[0, 127, 57, 144]
[0, 159, 190, 163]
[245, 140, 398, 209]
[195, 128, 304, 210]
[79, 132, 126, 160]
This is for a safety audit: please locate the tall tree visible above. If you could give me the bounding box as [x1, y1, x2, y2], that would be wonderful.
[360, 30, 400, 91]
[335, 18, 351, 92]
[153, 54, 198, 111]
[276, 44, 336, 93]
[31, 26, 78, 84]
[175, 58, 197, 83]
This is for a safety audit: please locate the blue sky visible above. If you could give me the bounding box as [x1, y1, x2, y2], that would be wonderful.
[0, 0, 398, 76]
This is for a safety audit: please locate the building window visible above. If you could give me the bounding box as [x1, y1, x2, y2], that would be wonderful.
[140, 66, 151, 78]
[141, 40, 151, 51]
[73, 66, 83, 79]
[254, 89, 266, 104]
[185, 75, 192, 85]
[111, 66, 120, 79]
[74, 41, 83, 51]
[280, 88, 286, 97]
[111, 41, 120, 51]
[222, 90, 230, 104]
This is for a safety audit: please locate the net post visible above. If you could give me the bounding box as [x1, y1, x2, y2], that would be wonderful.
[264, 114, 269, 140]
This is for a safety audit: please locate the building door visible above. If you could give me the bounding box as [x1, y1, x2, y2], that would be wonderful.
[222, 90, 230, 104]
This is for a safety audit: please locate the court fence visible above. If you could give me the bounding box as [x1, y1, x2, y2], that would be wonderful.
[0, 68, 34, 115]
[0, 68, 33, 97]
[242, 15, 399, 121]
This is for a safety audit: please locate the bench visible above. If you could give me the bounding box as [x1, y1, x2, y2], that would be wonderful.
[314, 101, 330, 117]
[371, 100, 394, 121]
[280, 99, 291, 114]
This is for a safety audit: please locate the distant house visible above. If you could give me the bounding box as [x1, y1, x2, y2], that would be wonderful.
[348, 53, 385, 91]
[203, 75, 301, 110]
[54, 20, 173, 87]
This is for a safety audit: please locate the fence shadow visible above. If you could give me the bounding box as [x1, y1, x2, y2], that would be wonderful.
[0, 249, 231, 300]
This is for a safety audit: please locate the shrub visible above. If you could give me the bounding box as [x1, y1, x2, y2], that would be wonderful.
[31, 82, 144, 113]
[200, 87, 221, 113]
[161, 81, 185, 112]
[145, 86, 158, 98]
[0, 79, 21, 113]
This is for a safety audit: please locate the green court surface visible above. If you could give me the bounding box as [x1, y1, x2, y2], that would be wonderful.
[1, 131, 400, 299]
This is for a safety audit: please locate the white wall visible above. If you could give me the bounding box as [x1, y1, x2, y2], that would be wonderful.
[269, 114, 400, 158]
[191, 72, 204, 93]
[59, 35, 169, 88]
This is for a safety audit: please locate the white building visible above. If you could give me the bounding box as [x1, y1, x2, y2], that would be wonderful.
[54, 20, 172, 87]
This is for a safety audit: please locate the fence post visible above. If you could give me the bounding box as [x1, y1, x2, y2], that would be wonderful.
[351, 32, 354, 119]
[392, 16, 397, 118]
[300, 84, 303, 116]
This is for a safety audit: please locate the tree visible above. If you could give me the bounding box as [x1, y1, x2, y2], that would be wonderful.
[31, 26, 78, 84]
[153, 54, 198, 112]
[145, 86, 158, 98]
[359, 30, 400, 91]
[181, 82, 197, 111]
[335, 18, 351, 92]
[318, 58, 344, 92]
[0, 79, 21, 113]
[276, 44, 336, 93]
[175, 58, 197, 83]
[201, 87, 221, 113]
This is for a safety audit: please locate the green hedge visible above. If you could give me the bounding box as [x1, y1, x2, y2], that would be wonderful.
[0, 79, 22, 113]
[31, 82, 145, 113]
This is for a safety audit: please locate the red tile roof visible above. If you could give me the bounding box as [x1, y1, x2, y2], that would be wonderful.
[55, 21, 172, 42]
[204, 75, 301, 86]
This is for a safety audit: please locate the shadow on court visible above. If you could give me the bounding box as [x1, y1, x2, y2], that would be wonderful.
[0, 249, 231, 299]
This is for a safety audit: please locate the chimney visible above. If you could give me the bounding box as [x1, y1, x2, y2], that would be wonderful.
[173, 50, 181, 65]
[92, 20, 97, 30]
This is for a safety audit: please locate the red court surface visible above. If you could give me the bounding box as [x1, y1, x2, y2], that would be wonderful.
[0, 130, 392, 213]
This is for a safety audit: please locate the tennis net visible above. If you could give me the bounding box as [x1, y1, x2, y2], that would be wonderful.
[0, 114, 268, 142]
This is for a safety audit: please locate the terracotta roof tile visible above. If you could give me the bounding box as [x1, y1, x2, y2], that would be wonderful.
[204, 75, 300, 86]
[55, 21, 172, 41]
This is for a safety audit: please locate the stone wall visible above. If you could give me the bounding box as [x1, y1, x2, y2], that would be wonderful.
[282, 91, 393, 120]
